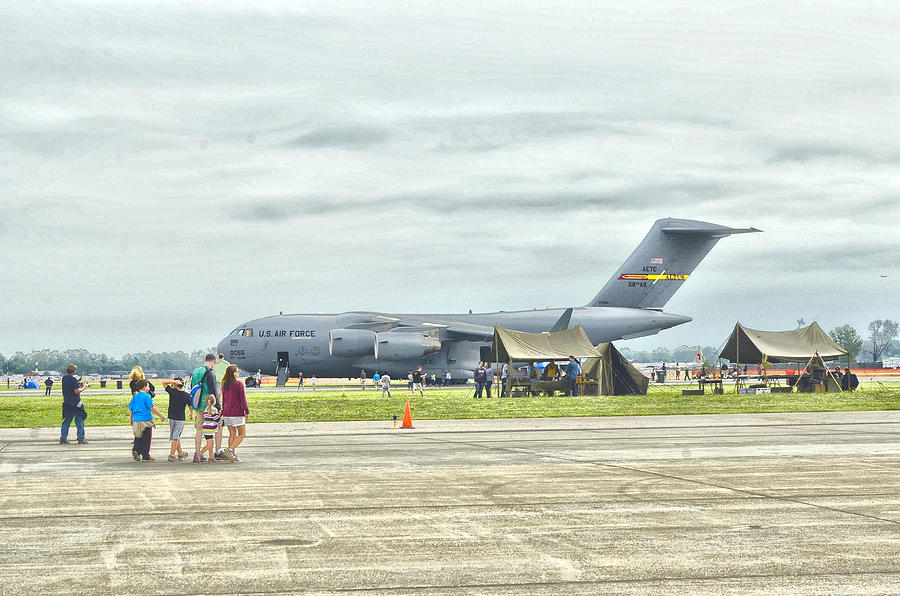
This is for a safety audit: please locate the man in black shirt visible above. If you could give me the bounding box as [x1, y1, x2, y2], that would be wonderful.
[473, 362, 486, 399]
[60, 364, 87, 444]
[164, 377, 192, 461]
[412, 367, 425, 397]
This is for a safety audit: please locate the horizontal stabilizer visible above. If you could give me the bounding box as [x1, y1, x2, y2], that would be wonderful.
[661, 225, 761, 237]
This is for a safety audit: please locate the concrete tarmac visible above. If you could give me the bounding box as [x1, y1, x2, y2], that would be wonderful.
[1, 412, 899, 594]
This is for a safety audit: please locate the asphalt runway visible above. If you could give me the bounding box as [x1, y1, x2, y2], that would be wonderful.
[1, 412, 899, 594]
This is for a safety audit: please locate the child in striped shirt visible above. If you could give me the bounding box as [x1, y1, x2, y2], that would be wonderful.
[198, 395, 221, 464]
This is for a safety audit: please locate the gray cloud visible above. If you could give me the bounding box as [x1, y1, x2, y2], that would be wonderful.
[767, 143, 886, 164]
[233, 178, 754, 223]
[421, 111, 636, 153]
[284, 126, 393, 150]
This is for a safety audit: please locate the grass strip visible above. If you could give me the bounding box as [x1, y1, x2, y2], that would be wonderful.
[2, 383, 899, 428]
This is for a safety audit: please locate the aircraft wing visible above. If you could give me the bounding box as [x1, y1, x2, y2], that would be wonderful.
[443, 322, 495, 340]
[345, 314, 494, 341]
[398, 320, 495, 341]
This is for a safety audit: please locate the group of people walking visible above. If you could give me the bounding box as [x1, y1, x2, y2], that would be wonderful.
[126, 354, 250, 463]
[58, 353, 251, 463]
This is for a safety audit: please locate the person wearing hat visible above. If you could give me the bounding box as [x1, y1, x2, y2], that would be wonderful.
[60, 364, 88, 444]
[412, 367, 426, 397]
[163, 377, 192, 462]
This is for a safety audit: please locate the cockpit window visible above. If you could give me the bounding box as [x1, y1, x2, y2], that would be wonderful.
[243, 328, 253, 337]
[231, 328, 254, 337]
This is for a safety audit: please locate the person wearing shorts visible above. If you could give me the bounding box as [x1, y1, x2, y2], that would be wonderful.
[220, 364, 249, 463]
[412, 367, 425, 397]
[190, 353, 218, 463]
[164, 377, 191, 462]
[198, 396, 221, 464]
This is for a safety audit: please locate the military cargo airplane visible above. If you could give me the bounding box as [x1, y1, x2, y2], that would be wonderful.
[217, 218, 759, 382]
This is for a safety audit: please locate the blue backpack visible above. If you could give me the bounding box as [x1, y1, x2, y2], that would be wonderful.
[190, 367, 214, 409]
[190, 384, 204, 409]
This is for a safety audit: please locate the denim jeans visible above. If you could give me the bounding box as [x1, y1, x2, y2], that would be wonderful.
[61, 413, 85, 441]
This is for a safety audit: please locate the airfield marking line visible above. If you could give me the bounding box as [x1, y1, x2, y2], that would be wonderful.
[269, 569, 900, 593]
[11, 423, 898, 453]
[4, 418, 900, 438]
[845, 458, 900, 473]
[7, 485, 900, 523]
[0, 495, 781, 522]
[419, 435, 900, 527]
[2, 570, 900, 595]
[6, 432, 872, 455]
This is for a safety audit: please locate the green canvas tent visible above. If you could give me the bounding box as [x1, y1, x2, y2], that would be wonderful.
[718, 322, 849, 363]
[489, 327, 647, 396]
[581, 342, 649, 395]
[489, 325, 601, 362]
[490, 326, 602, 396]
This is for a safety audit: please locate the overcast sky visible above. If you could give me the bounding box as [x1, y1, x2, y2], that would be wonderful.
[2, 1, 898, 357]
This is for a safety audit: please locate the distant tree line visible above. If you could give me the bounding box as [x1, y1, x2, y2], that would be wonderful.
[829, 320, 899, 363]
[618, 345, 721, 364]
[0, 349, 214, 375]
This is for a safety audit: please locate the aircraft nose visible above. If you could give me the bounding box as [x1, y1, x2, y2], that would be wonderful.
[216, 336, 231, 355]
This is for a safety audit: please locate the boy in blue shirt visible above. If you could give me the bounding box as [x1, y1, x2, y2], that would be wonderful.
[129, 379, 166, 461]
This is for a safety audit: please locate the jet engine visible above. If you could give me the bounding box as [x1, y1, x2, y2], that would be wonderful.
[374, 332, 441, 361]
[329, 329, 376, 358]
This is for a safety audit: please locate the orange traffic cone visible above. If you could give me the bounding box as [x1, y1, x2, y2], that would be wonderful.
[400, 400, 414, 429]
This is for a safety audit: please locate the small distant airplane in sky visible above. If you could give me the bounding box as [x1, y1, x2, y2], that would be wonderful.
[217, 218, 760, 381]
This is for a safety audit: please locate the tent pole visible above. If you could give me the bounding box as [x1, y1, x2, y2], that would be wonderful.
[795, 355, 815, 391]
[735, 323, 740, 393]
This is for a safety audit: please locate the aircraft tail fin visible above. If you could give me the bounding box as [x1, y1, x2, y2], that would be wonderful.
[586, 218, 760, 309]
